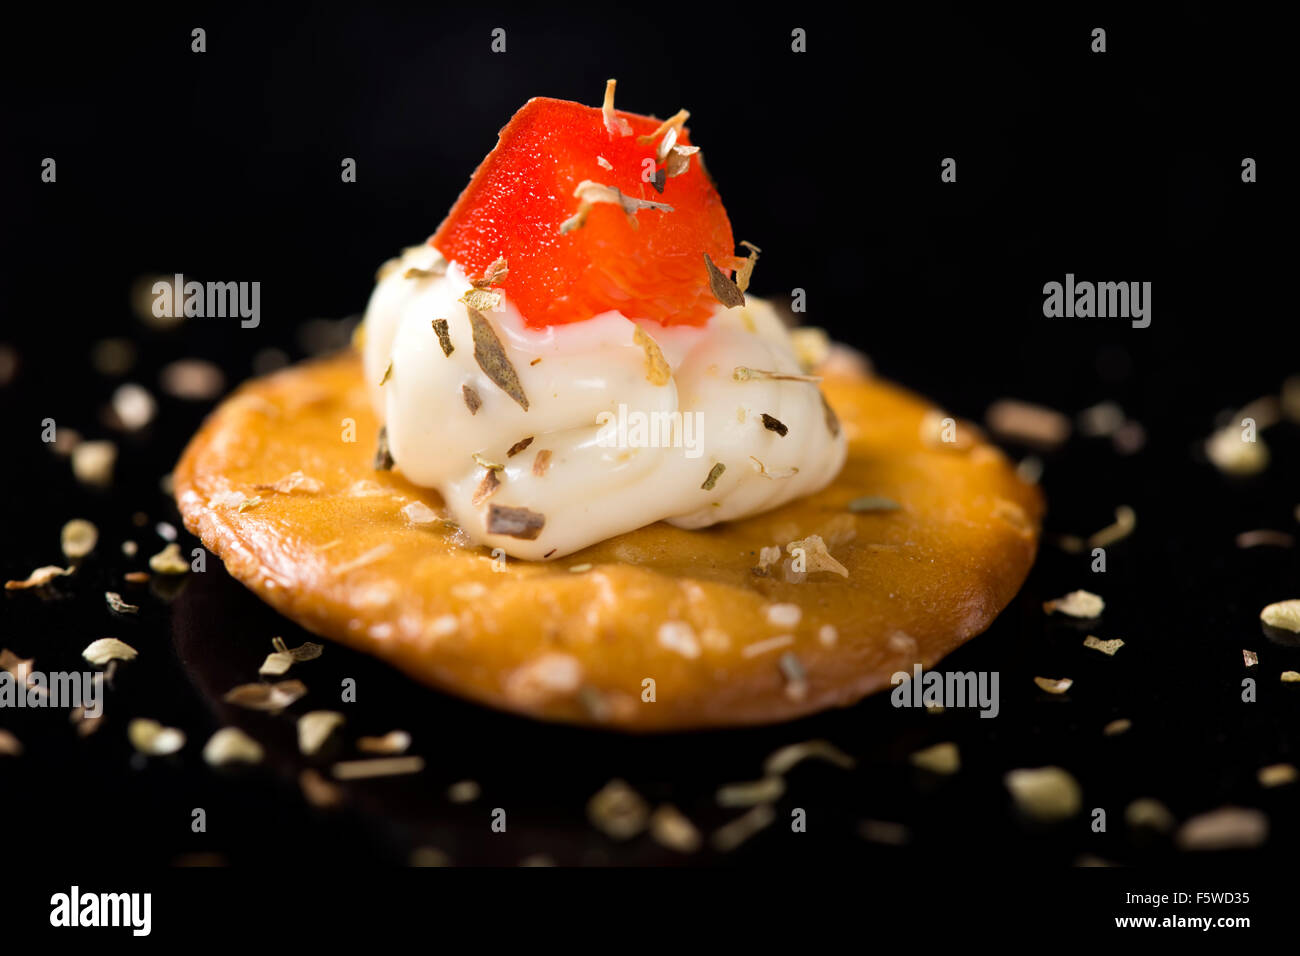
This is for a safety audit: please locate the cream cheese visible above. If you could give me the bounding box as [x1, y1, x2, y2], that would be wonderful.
[362, 244, 847, 559]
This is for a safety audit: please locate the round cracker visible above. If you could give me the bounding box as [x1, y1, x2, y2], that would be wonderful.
[174, 350, 1041, 730]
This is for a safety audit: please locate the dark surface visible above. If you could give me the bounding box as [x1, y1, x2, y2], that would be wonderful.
[0, 1, 1294, 882]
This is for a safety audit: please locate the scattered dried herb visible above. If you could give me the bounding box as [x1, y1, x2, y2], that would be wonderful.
[821, 392, 842, 438]
[71, 440, 117, 487]
[61, 519, 98, 561]
[732, 366, 822, 384]
[560, 180, 673, 233]
[1043, 590, 1104, 619]
[506, 436, 533, 457]
[1083, 635, 1125, 656]
[601, 79, 632, 136]
[332, 756, 425, 780]
[701, 462, 726, 490]
[202, 727, 264, 766]
[779, 652, 808, 700]
[223, 679, 308, 712]
[532, 450, 552, 476]
[910, 741, 961, 775]
[462, 384, 482, 415]
[259, 637, 322, 676]
[255, 471, 324, 495]
[5, 565, 72, 590]
[763, 740, 856, 777]
[374, 425, 394, 470]
[985, 398, 1072, 449]
[736, 241, 761, 293]
[1034, 676, 1074, 694]
[1258, 763, 1297, 788]
[716, 776, 785, 808]
[1004, 766, 1082, 822]
[1260, 600, 1300, 632]
[149, 542, 189, 575]
[760, 413, 788, 437]
[379, 361, 393, 386]
[298, 711, 345, 755]
[83, 638, 137, 665]
[749, 457, 799, 479]
[472, 468, 501, 506]
[1237, 529, 1294, 549]
[358, 731, 412, 755]
[848, 495, 901, 513]
[786, 534, 848, 577]
[650, 805, 701, 853]
[466, 308, 529, 410]
[632, 326, 672, 385]
[1175, 807, 1268, 851]
[711, 804, 775, 852]
[461, 287, 503, 312]
[300, 768, 344, 807]
[128, 718, 185, 756]
[703, 253, 744, 308]
[650, 166, 666, 193]
[105, 591, 138, 614]
[0, 729, 24, 756]
[430, 318, 455, 357]
[636, 108, 689, 151]
[587, 779, 649, 840]
[470, 257, 509, 289]
[403, 256, 448, 280]
[486, 504, 545, 540]
[662, 145, 696, 180]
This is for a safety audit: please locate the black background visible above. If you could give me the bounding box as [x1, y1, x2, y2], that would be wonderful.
[0, 0, 1294, 927]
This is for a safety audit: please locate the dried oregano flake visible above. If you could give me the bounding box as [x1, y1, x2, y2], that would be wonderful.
[848, 495, 901, 513]
[83, 638, 138, 665]
[487, 504, 545, 540]
[403, 256, 447, 280]
[560, 180, 674, 234]
[506, 436, 534, 457]
[203, 727, 264, 766]
[149, 542, 189, 575]
[466, 308, 529, 410]
[736, 241, 761, 293]
[701, 462, 726, 491]
[462, 384, 482, 415]
[633, 326, 671, 385]
[601, 79, 632, 137]
[470, 257, 509, 289]
[374, 425, 394, 470]
[472, 468, 501, 506]
[61, 519, 98, 560]
[105, 591, 139, 614]
[432, 318, 454, 356]
[5, 565, 72, 590]
[1043, 590, 1104, 618]
[733, 366, 822, 384]
[704, 253, 745, 308]
[760, 413, 788, 437]
[223, 679, 307, 712]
